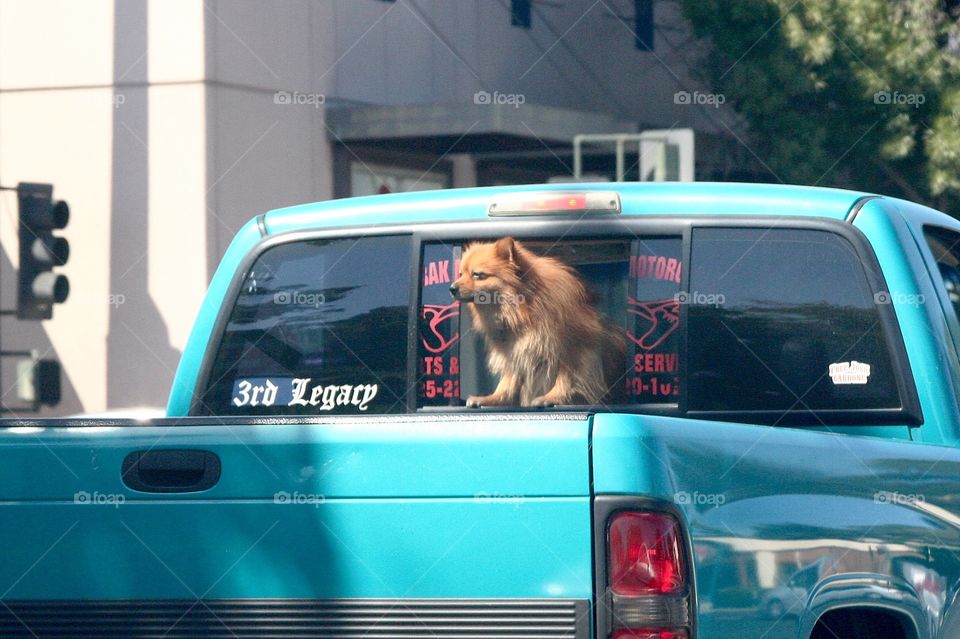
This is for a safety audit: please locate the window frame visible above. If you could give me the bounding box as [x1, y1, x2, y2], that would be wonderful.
[190, 216, 921, 426]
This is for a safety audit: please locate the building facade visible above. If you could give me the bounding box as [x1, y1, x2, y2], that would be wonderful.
[0, 0, 758, 415]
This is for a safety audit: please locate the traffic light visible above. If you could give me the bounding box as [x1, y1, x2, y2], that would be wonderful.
[16, 183, 69, 320]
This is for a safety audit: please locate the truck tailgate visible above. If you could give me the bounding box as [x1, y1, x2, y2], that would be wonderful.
[0, 415, 592, 637]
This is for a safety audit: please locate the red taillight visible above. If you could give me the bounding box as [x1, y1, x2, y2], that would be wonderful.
[605, 511, 690, 639]
[609, 512, 685, 595]
[613, 630, 687, 639]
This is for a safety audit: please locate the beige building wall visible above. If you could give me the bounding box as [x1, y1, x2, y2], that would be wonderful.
[1, 1, 122, 415]
[0, 0, 721, 414]
[0, 0, 335, 415]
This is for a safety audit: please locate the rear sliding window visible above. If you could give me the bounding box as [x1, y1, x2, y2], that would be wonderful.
[419, 238, 682, 407]
[197, 224, 913, 423]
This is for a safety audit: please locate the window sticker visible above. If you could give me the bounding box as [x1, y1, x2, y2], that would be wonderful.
[232, 377, 379, 411]
[829, 361, 871, 385]
[625, 239, 683, 402]
[419, 244, 462, 404]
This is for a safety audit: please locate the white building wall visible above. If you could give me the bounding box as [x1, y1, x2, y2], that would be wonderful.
[0, 0, 211, 413]
[0, 1, 118, 414]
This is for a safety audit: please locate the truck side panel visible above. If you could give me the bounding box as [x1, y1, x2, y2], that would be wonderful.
[593, 413, 959, 639]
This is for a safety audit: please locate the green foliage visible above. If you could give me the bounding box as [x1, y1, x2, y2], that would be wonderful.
[681, 0, 960, 211]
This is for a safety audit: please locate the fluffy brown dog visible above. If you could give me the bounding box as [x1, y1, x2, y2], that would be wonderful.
[449, 237, 626, 407]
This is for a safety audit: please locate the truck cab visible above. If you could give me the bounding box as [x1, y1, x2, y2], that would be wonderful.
[1, 183, 959, 639]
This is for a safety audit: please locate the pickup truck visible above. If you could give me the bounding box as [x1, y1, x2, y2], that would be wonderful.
[2, 182, 959, 639]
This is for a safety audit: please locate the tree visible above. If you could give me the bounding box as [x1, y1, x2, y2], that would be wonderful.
[681, 0, 960, 212]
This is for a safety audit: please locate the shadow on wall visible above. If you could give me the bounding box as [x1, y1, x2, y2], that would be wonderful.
[106, 0, 181, 409]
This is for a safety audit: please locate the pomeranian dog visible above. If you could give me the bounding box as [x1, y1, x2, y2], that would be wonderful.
[449, 237, 625, 407]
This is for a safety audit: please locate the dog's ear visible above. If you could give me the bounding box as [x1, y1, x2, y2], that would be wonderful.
[495, 237, 518, 265]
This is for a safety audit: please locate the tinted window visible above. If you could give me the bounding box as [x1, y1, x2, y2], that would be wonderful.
[200, 236, 411, 415]
[924, 227, 960, 321]
[687, 228, 900, 414]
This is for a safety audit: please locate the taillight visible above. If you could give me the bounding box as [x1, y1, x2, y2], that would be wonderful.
[606, 511, 691, 638]
[609, 512, 685, 595]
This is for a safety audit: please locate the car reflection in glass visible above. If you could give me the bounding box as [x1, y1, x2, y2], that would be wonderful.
[759, 560, 824, 618]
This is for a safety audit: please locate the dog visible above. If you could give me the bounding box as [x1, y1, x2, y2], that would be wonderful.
[449, 237, 626, 407]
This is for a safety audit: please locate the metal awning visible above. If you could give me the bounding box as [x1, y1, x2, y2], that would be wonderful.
[324, 102, 638, 154]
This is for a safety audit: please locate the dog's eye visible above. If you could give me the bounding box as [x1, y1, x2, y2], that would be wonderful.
[472, 271, 487, 280]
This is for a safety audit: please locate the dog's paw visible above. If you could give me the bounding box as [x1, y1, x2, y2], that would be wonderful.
[530, 396, 558, 407]
[467, 394, 510, 407]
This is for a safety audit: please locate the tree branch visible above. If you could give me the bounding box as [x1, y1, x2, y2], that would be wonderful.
[870, 157, 927, 204]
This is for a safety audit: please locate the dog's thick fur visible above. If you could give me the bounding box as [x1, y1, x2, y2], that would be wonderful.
[450, 237, 625, 407]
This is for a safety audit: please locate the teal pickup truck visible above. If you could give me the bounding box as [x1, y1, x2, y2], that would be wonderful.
[3, 182, 960, 639]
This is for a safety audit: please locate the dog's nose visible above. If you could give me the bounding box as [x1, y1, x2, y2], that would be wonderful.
[449, 284, 459, 297]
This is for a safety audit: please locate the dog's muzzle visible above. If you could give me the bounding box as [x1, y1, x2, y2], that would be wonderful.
[449, 284, 474, 302]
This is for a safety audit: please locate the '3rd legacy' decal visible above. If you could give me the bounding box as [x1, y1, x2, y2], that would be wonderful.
[232, 377, 379, 410]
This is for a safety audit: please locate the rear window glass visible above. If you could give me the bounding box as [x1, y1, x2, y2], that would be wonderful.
[687, 227, 900, 414]
[197, 224, 912, 423]
[199, 236, 411, 415]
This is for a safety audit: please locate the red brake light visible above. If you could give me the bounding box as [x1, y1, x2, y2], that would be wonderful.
[608, 512, 685, 595]
[613, 630, 688, 639]
[488, 191, 621, 216]
[534, 194, 587, 210]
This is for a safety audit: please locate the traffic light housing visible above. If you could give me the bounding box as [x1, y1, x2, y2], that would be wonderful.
[16, 183, 69, 320]
[16, 356, 61, 408]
